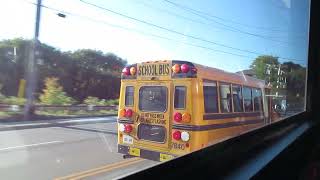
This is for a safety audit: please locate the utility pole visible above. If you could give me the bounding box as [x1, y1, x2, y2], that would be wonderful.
[24, 0, 42, 119]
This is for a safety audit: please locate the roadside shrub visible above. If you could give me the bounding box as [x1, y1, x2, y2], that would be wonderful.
[2, 96, 26, 105]
[39, 77, 76, 105]
[84, 96, 118, 106]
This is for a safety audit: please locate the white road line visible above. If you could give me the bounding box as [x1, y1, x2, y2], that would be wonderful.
[4, 122, 51, 127]
[99, 133, 113, 152]
[0, 141, 63, 151]
[58, 118, 113, 123]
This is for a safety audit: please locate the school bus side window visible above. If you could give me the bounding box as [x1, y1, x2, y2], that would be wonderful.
[174, 86, 186, 109]
[203, 82, 218, 113]
[220, 83, 232, 113]
[253, 88, 263, 112]
[243, 87, 253, 112]
[125, 86, 134, 106]
[232, 85, 243, 112]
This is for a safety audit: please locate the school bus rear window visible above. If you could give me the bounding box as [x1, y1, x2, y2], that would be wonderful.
[174, 86, 186, 109]
[139, 86, 167, 112]
[125, 86, 134, 106]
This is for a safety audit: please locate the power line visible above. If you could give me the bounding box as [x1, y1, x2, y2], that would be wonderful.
[78, 0, 303, 62]
[160, 0, 295, 44]
[162, 0, 301, 34]
[37, 3, 255, 59]
[136, 0, 302, 42]
[23, 0, 304, 63]
[133, 0, 217, 31]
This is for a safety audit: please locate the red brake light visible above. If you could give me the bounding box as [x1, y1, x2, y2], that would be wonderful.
[174, 112, 182, 122]
[122, 67, 130, 76]
[124, 124, 133, 133]
[172, 131, 181, 140]
[180, 64, 190, 73]
[125, 109, 133, 117]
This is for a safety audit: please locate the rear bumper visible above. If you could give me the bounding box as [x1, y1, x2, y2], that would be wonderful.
[118, 144, 176, 162]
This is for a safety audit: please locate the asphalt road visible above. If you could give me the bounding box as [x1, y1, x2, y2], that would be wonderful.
[0, 116, 157, 180]
[0, 113, 300, 180]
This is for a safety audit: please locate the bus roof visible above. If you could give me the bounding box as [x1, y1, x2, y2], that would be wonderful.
[193, 62, 266, 88]
[126, 60, 267, 89]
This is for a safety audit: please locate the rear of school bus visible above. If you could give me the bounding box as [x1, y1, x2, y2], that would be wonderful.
[117, 60, 198, 162]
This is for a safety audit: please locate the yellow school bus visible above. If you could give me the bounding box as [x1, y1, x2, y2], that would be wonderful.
[117, 60, 276, 162]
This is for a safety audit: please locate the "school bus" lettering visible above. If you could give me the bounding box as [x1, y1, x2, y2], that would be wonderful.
[138, 64, 170, 76]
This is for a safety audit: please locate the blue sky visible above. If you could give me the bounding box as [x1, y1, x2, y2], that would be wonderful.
[0, 0, 310, 72]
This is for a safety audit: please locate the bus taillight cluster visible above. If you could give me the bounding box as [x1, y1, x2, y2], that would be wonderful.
[172, 130, 190, 142]
[173, 111, 191, 142]
[172, 63, 197, 74]
[118, 109, 134, 133]
[119, 123, 133, 133]
[119, 108, 133, 118]
[122, 66, 136, 76]
[173, 112, 191, 123]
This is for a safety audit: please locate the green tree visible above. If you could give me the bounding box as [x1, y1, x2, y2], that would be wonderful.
[0, 38, 30, 96]
[39, 77, 76, 105]
[0, 38, 126, 102]
[250, 55, 280, 82]
[68, 49, 126, 100]
[250, 56, 306, 111]
[282, 62, 306, 109]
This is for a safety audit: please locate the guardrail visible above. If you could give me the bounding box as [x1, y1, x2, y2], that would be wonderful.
[0, 104, 119, 112]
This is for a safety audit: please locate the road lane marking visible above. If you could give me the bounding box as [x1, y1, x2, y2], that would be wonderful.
[99, 133, 113, 152]
[0, 141, 62, 151]
[5, 122, 51, 127]
[54, 158, 144, 180]
[58, 118, 116, 123]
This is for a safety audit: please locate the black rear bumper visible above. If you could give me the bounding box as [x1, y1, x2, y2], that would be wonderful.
[118, 144, 175, 162]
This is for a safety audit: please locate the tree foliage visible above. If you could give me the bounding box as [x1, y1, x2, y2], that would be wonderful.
[250, 55, 280, 86]
[0, 38, 127, 103]
[250, 55, 306, 110]
[282, 62, 306, 102]
[39, 77, 76, 105]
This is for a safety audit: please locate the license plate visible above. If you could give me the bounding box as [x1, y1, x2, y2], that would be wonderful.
[160, 153, 174, 162]
[123, 135, 133, 144]
[129, 147, 140, 157]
